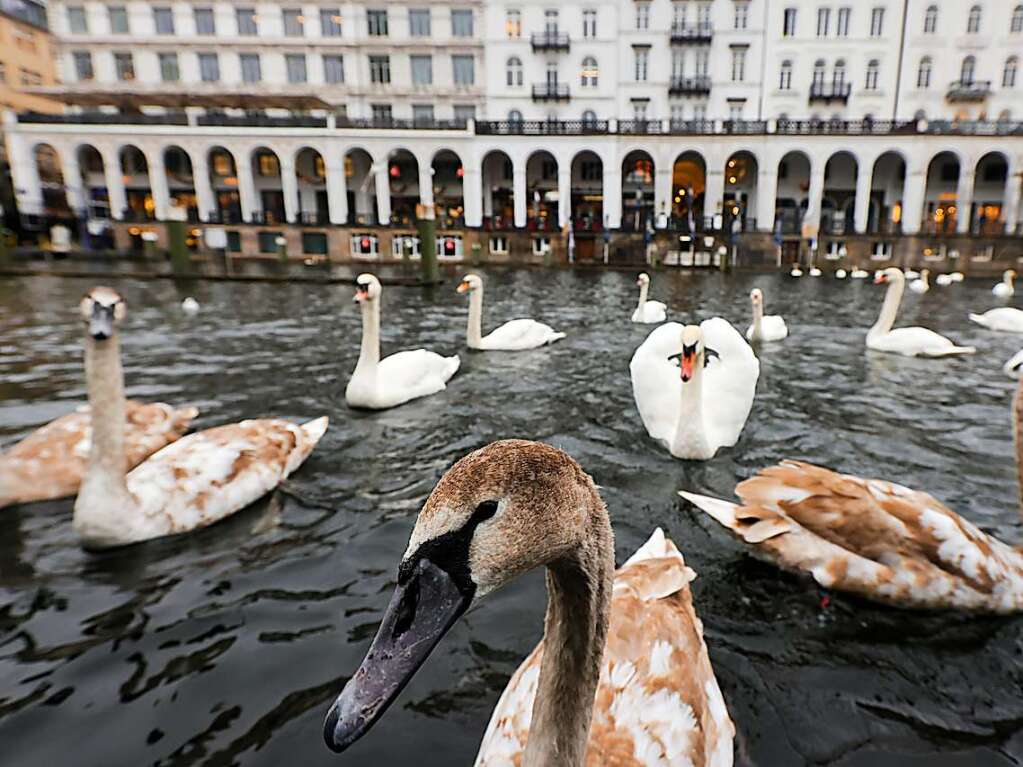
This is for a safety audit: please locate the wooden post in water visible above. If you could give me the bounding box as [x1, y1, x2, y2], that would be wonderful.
[166, 206, 190, 275]
[416, 203, 439, 284]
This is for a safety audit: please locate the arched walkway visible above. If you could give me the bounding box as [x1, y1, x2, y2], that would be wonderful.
[164, 146, 197, 221]
[77, 144, 108, 220]
[972, 152, 1008, 234]
[295, 147, 327, 224]
[344, 148, 376, 225]
[571, 150, 603, 232]
[208, 147, 241, 223]
[724, 151, 758, 231]
[432, 149, 464, 228]
[923, 151, 960, 234]
[671, 151, 706, 231]
[481, 150, 514, 229]
[387, 149, 419, 226]
[822, 151, 857, 234]
[621, 150, 653, 232]
[775, 151, 811, 233]
[868, 151, 905, 234]
[251, 147, 284, 224]
[119, 145, 152, 221]
[525, 150, 557, 231]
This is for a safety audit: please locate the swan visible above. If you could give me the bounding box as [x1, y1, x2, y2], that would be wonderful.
[808, 265, 822, 277]
[1005, 350, 1023, 378]
[680, 376, 1023, 612]
[746, 288, 788, 343]
[70, 287, 328, 548]
[324, 440, 735, 765]
[969, 307, 1023, 334]
[346, 274, 460, 408]
[630, 272, 667, 324]
[994, 270, 1017, 298]
[950, 271, 965, 282]
[909, 268, 930, 294]
[904, 269, 920, 280]
[835, 268, 847, 279]
[181, 297, 200, 314]
[936, 273, 953, 286]
[631, 321, 759, 460]
[790, 263, 803, 277]
[457, 273, 566, 349]
[867, 268, 975, 357]
[850, 266, 869, 279]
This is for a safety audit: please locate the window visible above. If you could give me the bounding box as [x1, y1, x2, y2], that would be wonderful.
[735, 2, 749, 29]
[865, 59, 879, 90]
[837, 7, 850, 36]
[545, 61, 558, 85]
[369, 55, 390, 83]
[582, 109, 598, 126]
[671, 49, 684, 77]
[833, 59, 846, 86]
[917, 56, 932, 88]
[194, 7, 214, 34]
[729, 101, 745, 121]
[632, 101, 648, 121]
[967, 5, 980, 33]
[961, 55, 976, 83]
[371, 104, 392, 122]
[1004, 56, 1018, 87]
[783, 7, 797, 36]
[72, 50, 93, 80]
[114, 51, 135, 80]
[258, 231, 284, 253]
[636, 2, 650, 29]
[108, 5, 127, 33]
[240, 53, 260, 82]
[451, 9, 473, 36]
[544, 9, 558, 33]
[817, 7, 830, 36]
[634, 47, 649, 81]
[697, 1, 710, 26]
[489, 236, 508, 255]
[198, 52, 218, 81]
[159, 51, 179, 81]
[670, 104, 685, 123]
[694, 48, 709, 76]
[352, 233, 379, 257]
[303, 233, 328, 256]
[779, 59, 792, 89]
[411, 54, 432, 85]
[367, 9, 388, 36]
[19, 68, 41, 86]
[454, 104, 475, 124]
[923, 4, 937, 33]
[236, 8, 257, 35]
[812, 58, 826, 85]
[1013, 6, 1023, 33]
[506, 56, 522, 86]
[583, 8, 596, 37]
[453, 55, 474, 85]
[581, 56, 598, 86]
[153, 7, 174, 34]
[731, 47, 747, 81]
[672, 1, 686, 28]
[283, 9, 303, 36]
[506, 9, 521, 37]
[412, 104, 434, 124]
[409, 8, 430, 36]
[508, 109, 523, 124]
[870, 7, 884, 36]
[320, 8, 342, 36]
[68, 6, 88, 33]
[323, 54, 344, 83]
[693, 103, 707, 122]
[580, 161, 601, 181]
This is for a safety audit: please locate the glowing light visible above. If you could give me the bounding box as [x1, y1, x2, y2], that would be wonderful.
[728, 176, 737, 184]
[390, 164, 400, 178]
[727, 159, 736, 168]
[456, 166, 464, 178]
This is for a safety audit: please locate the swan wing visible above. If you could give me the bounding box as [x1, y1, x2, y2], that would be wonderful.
[682, 461, 1023, 612]
[378, 349, 461, 399]
[969, 308, 1023, 333]
[481, 319, 565, 350]
[869, 327, 975, 356]
[630, 322, 685, 446]
[700, 318, 760, 449]
[475, 529, 734, 766]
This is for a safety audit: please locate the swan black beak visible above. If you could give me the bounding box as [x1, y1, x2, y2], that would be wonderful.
[89, 305, 115, 340]
[323, 558, 472, 753]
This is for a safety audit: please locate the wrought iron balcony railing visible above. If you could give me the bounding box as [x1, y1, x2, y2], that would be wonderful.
[668, 76, 711, 95]
[532, 83, 570, 101]
[530, 32, 570, 52]
[808, 82, 852, 103]
[946, 80, 992, 102]
[669, 23, 713, 44]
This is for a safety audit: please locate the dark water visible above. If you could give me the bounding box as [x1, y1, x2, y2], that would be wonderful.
[2, 268, 1023, 767]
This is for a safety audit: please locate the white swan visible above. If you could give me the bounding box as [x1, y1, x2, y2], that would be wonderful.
[904, 269, 920, 280]
[790, 263, 803, 277]
[631, 321, 759, 460]
[835, 268, 847, 279]
[867, 269, 975, 356]
[994, 270, 1017, 298]
[630, 272, 667, 324]
[1005, 350, 1023, 378]
[181, 297, 200, 314]
[909, 268, 930, 294]
[808, 265, 822, 277]
[850, 266, 869, 279]
[71, 287, 328, 549]
[457, 273, 566, 350]
[950, 271, 965, 282]
[324, 440, 735, 766]
[346, 274, 460, 409]
[936, 273, 953, 286]
[746, 288, 788, 343]
[969, 307, 1023, 334]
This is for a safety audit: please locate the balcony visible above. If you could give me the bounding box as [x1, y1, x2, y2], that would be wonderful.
[19, 111, 188, 126]
[197, 113, 326, 128]
[947, 80, 992, 102]
[476, 119, 607, 136]
[531, 32, 570, 52]
[808, 82, 852, 104]
[669, 76, 711, 96]
[532, 83, 570, 102]
[670, 23, 713, 44]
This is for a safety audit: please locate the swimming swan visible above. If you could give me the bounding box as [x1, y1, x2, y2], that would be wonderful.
[457, 273, 566, 350]
[746, 288, 788, 343]
[970, 307, 1023, 334]
[909, 269, 930, 294]
[993, 270, 1017, 299]
[630, 272, 668, 324]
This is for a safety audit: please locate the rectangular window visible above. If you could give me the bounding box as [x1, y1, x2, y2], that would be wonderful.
[636, 2, 650, 29]
[697, 2, 710, 26]
[694, 48, 709, 76]
[371, 104, 392, 122]
[779, 64, 792, 89]
[323, 54, 344, 83]
[632, 101, 648, 121]
[693, 104, 707, 122]
[734, 2, 749, 29]
[836, 7, 850, 35]
[68, 5, 88, 32]
[870, 6, 884, 36]
[73, 50, 93, 80]
[866, 64, 879, 89]
[731, 47, 747, 81]
[258, 231, 283, 253]
[285, 53, 307, 83]
[783, 7, 797, 36]
[729, 101, 745, 121]
[583, 8, 596, 37]
[816, 7, 830, 36]
[236, 8, 257, 35]
[240, 53, 261, 82]
[367, 9, 388, 36]
[158, 51, 179, 81]
[454, 104, 475, 123]
[544, 9, 558, 33]
[506, 9, 521, 37]
[489, 236, 508, 255]
[369, 55, 390, 83]
[452, 54, 474, 85]
[257, 154, 280, 176]
[673, 1, 686, 28]
[634, 47, 649, 81]
[451, 9, 473, 36]
[671, 49, 685, 78]
[320, 8, 342, 36]
[153, 7, 174, 34]
[409, 8, 430, 36]
[412, 104, 434, 124]
[227, 231, 242, 252]
[194, 7, 214, 34]
[303, 232, 328, 255]
[670, 104, 685, 123]
[108, 5, 128, 33]
[198, 52, 219, 81]
[283, 9, 304, 36]
[114, 51, 134, 80]
[410, 54, 432, 85]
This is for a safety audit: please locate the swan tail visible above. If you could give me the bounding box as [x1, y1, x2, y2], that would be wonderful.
[679, 491, 739, 528]
[680, 490, 793, 544]
[547, 331, 567, 344]
[172, 405, 200, 433]
[285, 416, 329, 476]
[300, 416, 329, 445]
[443, 355, 461, 380]
[926, 345, 976, 357]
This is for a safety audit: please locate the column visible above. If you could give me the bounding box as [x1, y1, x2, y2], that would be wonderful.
[462, 164, 482, 227]
[1004, 160, 1021, 233]
[803, 163, 826, 231]
[513, 164, 527, 228]
[61, 152, 86, 215]
[7, 133, 42, 216]
[325, 157, 348, 225]
[192, 150, 216, 222]
[901, 166, 926, 235]
[853, 162, 873, 234]
[604, 164, 622, 229]
[704, 167, 725, 225]
[236, 156, 258, 222]
[418, 163, 434, 208]
[280, 157, 298, 223]
[102, 148, 127, 221]
[147, 152, 171, 221]
[374, 162, 391, 225]
[756, 169, 778, 232]
[956, 166, 975, 234]
[653, 166, 672, 224]
[557, 165, 571, 228]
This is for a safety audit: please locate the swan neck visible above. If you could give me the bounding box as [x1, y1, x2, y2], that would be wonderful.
[670, 360, 705, 454]
[637, 282, 648, 312]
[1015, 379, 1023, 522]
[467, 287, 484, 348]
[522, 488, 614, 767]
[356, 298, 381, 372]
[871, 276, 903, 337]
[752, 301, 764, 338]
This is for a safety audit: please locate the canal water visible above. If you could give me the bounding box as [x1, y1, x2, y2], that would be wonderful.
[2, 268, 1022, 766]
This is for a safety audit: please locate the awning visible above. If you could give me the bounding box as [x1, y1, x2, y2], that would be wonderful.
[23, 86, 334, 111]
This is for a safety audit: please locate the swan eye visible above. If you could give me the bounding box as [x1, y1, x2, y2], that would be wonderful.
[471, 500, 499, 524]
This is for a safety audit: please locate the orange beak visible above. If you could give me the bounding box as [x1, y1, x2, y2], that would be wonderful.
[680, 349, 697, 382]
[354, 288, 369, 303]
[456, 281, 469, 294]
[874, 273, 887, 285]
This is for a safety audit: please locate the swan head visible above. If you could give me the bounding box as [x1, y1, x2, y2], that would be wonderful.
[1006, 270, 1018, 282]
[323, 440, 605, 753]
[874, 267, 904, 285]
[671, 324, 719, 383]
[750, 288, 763, 307]
[79, 286, 126, 341]
[921, 269, 930, 278]
[456, 273, 482, 294]
[354, 273, 381, 304]
[636, 272, 650, 287]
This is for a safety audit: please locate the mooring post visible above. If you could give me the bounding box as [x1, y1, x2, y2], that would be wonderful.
[416, 203, 439, 284]
[167, 219, 190, 275]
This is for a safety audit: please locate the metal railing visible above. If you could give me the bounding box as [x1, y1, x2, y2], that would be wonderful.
[20, 111, 189, 125]
[476, 119, 608, 135]
[532, 83, 570, 100]
[808, 82, 852, 102]
[668, 76, 712, 96]
[197, 113, 327, 128]
[669, 23, 713, 43]
[947, 80, 993, 102]
[530, 31, 570, 51]
[337, 117, 468, 130]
